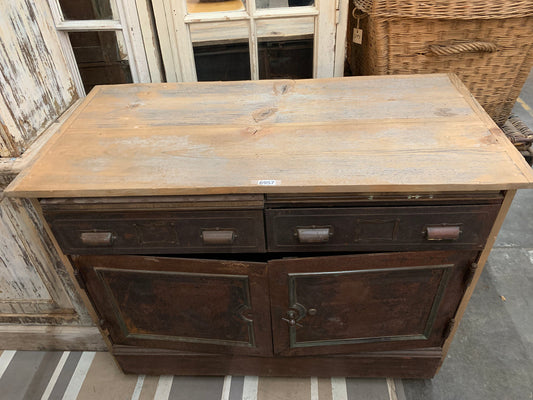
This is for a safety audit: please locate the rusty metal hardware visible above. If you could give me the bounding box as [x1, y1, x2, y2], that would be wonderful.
[201, 229, 236, 245]
[282, 310, 303, 327]
[308, 308, 317, 316]
[281, 303, 310, 328]
[296, 227, 332, 243]
[80, 231, 116, 246]
[425, 225, 462, 241]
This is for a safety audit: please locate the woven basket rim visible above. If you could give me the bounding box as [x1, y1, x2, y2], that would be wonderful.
[353, 0, 533, 19]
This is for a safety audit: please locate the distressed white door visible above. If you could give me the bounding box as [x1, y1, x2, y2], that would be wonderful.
[0, 1, 103, 349]
[0, 198, 76, 323]
[152, 0, 349, 82]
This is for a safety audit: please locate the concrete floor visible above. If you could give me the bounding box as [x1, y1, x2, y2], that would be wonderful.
[399, 69, 533, 399]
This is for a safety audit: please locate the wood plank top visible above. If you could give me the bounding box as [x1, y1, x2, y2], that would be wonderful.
[7, 74, 533, 198]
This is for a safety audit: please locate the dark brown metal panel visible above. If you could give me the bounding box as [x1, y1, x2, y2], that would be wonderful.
[266, 205, 500, 252]
[74, 255, 272, 356]
[46, 210, 265, 254]
[269, 250, 478, 356]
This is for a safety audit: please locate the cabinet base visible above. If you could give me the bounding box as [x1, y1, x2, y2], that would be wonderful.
[113, 346, 442, 378]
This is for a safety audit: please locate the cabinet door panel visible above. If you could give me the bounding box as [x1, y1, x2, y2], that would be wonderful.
[269, 250, 477, 356]
[75, 255, 272, 356]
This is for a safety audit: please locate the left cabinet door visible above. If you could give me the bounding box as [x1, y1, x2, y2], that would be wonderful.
[74, 255, 272, 356]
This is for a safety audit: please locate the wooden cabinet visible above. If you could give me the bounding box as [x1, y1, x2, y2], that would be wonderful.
[7, 75, 533, 377]
[44, 192, 497, 377]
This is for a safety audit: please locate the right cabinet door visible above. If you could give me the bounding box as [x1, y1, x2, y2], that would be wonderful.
[269, 250, 478, 356]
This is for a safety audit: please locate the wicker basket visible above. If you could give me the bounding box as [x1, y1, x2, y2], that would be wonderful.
[349, 0, 533, 125]
[502, 114, 533, 151]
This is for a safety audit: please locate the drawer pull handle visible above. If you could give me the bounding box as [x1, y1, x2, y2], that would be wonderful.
[297, 228, 331, 243]
[80, 232, 115, 246]
[426, 226, 462, 241]
[201, 230, 236, 245]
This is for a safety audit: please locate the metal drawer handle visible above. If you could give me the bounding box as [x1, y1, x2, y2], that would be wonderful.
[80, 232, 115, 246]
[201, 229, 236, 245]
[425, 226, 462, 241]
[296, 227, 332, 243]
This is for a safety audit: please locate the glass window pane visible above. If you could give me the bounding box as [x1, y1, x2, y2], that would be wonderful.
[259, 39, 313, 79]
[187, 0, 245, 14]
[68, 31, 132, 93]
[194, 42, 251, 81]
[59, 0, 115, 20]
[256, 0, 314, 9]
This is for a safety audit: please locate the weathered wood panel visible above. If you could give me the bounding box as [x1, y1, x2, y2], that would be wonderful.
[0, 99, 97, 348]
[0, 0, 78, 157]
[0, 99, 83, 191]
[0, 325, 105, 350]
[0, 196, 93, 324]
[7, 74, 533, 198]
[0, 198, 52, 302]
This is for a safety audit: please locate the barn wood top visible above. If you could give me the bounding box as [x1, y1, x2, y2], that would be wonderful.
[7, 74, 533, 198]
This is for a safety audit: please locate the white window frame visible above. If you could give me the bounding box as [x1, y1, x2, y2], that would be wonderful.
[46, 0, 160, 96]
[152, 0, 349, 82]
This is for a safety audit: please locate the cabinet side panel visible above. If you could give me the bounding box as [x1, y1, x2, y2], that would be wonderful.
[439, 190, 517, 366]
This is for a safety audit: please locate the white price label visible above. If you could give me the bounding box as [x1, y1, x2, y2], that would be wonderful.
[257, 180, 279, 186]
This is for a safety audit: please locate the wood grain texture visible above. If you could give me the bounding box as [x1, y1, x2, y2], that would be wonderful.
[7, 74, 533, 198]
[0, 100, 82, 190]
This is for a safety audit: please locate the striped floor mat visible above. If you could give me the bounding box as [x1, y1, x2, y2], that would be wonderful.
[0, 350, 405, 400]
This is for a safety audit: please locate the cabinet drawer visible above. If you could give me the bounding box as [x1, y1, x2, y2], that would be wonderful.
[266, 204, 500, 252]
[46, 210, 265, 254]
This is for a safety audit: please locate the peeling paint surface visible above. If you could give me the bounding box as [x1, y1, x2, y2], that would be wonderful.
[0, 0, 78, 157]
[0, 197, 52, 302]
[0, 196, 93, 324]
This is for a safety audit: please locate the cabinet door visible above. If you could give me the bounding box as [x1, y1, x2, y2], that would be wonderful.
[74, 255, 272, 356]
[269, 250, 477, 356]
